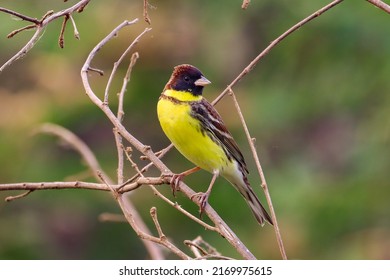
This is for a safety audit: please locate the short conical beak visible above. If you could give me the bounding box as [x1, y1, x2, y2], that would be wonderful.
[194, 76, 211, 86]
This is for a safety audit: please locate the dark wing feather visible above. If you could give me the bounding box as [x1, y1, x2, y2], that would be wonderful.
[190, 98, 249, 174]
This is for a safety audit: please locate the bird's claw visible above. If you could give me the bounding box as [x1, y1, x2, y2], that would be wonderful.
[169, 173, 185, 197]
[191, 191, 210, 217]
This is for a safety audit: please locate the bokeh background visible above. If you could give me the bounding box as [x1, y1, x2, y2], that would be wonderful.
[0, 0, 389, 259]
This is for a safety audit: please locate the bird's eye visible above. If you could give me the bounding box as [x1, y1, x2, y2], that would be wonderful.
[184, 76, 190, 82]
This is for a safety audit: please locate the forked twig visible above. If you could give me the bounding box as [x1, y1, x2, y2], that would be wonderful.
[0, 0, 90, 73]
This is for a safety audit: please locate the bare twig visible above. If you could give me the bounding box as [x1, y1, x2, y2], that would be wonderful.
[366, 0, 390, 13]
[228, 88, 287, 260]
[104, 26, 151, 104]
[59, 14, 70, 48]
[184, 236, 223, 258]
[7, 25, 36, 38]
[149, 185, 218, 231]
[212, 0, 345, 106]
[241, 0, 251, 10]
[143, 0, 152, 24]
[150, 207, 165, 239]
[118, 52, 139, 122]
[87, 67, 104, 76]
[0, 7, 41, 24]
[5, 190, 34, 202]
[0, 178, 167, 194]
[69, 15, 80, 39]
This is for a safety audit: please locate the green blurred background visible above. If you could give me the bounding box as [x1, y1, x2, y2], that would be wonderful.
[0, 0, 389, 259]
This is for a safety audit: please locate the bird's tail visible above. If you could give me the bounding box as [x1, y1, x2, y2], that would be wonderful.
[233, 178, 273, 226]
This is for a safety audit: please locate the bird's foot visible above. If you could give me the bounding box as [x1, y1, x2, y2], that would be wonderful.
[191, 191, 211, 217]
[164, 167, 201, 197]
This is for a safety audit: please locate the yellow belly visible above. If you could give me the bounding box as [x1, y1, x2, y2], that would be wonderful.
[157, 98, 230, 173]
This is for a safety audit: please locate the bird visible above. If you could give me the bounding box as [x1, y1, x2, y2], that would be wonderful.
[157, 64, 273, 226]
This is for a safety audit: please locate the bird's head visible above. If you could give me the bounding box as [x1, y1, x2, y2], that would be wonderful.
[164, 64, 211, 96]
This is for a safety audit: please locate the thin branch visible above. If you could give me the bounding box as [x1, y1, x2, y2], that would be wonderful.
[7, 25, 36, 39]
[69, 15, 80, 39]
[184, 236, 224, 258]
[185, 240, 209, 258]
[143, 0, 152, 24]
[0, 178, 166, 194]
[1, 181, 110, 193]
[241, 0, 251, 10]
[104, 27, 151, 104]
[212, 0, 345, 106]
[87, 67, 104, 76]
[228, 88, 287, 260]
[150, 207, 165, 239]
[5, 190, 34, 202]
[59, 14, 70, 48]
[0, 7, 41, 24]
[114, 51, 140, 196]
[114, 129, 126, 185]
[194, 255, 235, 260]
[149, 185, 218, 231]
[118, 52, 139, 122]
[366, 0, 390, 13]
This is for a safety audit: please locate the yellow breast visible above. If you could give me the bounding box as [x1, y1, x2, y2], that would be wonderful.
[157, 90, 230, 173]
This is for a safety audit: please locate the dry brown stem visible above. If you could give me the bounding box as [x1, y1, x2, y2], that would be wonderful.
[212, 0, 345, 105]
[228, 89, 287, 259]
